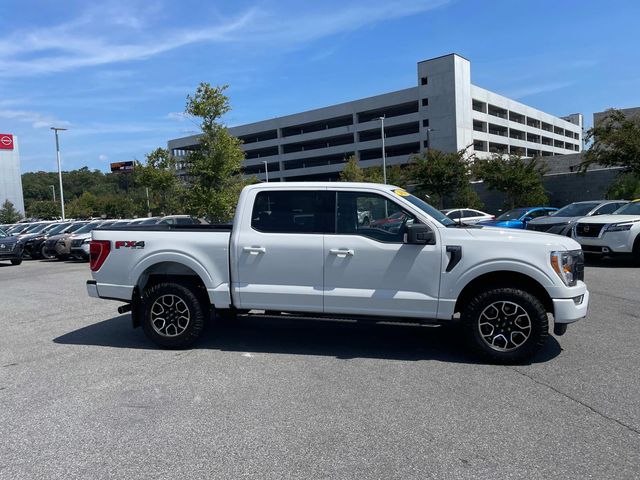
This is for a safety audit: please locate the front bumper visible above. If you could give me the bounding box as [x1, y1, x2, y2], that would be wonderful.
[71, 243, 90, 259]
[553, 289, 589, 324]
[575, 230, 635, 253]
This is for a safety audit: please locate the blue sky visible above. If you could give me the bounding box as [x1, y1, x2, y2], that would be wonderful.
[1, 0, 639, 173]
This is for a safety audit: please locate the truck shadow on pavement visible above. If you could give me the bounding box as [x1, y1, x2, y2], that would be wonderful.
[584, 256, 638, 269]
[54, 314, 562, 365]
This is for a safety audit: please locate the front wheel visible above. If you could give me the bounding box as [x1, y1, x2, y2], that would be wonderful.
[11, 258, 22, 265]
[41, 245, 55, 260]
[141, 282, 207, 349]
[462, 287, 548, 364]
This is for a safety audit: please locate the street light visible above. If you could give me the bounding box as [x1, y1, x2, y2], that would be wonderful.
[263, 160, 269, 182]
[49, 185, 56, 202]
[378, 117, 387, 184]
[51, 127, 67, 220]
[425, 127, 435, 153]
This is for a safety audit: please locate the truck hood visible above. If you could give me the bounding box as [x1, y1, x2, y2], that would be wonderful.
[575, 214, 640, 225]
[468, 226, 580, 250]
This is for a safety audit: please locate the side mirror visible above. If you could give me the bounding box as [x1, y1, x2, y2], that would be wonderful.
[523, 216, 533, 223]
[406, 223, 435, 245]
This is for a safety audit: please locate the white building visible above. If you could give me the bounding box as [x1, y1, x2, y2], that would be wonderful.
[0, 134, 25, 215]
[168, 54, 583, 182]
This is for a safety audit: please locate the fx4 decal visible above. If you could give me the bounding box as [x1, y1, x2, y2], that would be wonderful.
[115, 240, 145, 250]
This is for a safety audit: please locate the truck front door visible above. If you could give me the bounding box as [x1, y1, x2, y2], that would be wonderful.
[323, 190, 441, 319]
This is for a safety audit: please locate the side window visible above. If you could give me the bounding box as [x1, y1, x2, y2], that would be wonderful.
[463, 209, 477, 218]
[528, 209, 547, 219]
[335, 192, 415, 242]
[176, 217, 192, 225]
[593, 203, 618, 215]
[251, 191, 334, 234]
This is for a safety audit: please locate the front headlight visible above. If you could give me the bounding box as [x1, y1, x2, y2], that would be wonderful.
[550, 250, 584, 287]
[83, 238, 91, 244]
[605, 222, 634, 232]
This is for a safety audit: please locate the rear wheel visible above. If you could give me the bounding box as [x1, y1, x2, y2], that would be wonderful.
[141, 282, 207, 349]
[41, 245, 55, 259]
[462, 287, 548, 364]
[11, 258, 22, 265]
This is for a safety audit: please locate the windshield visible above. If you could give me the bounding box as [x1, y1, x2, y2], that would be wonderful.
[0, 229, 7, 238]
[9, 224, 29, 234]
[497, 208, 528, 221]
[73, 222, 102, 234]
[65, 222, 88, 233]
[555, 202, 600, 217]
[140, 218, 159, 224]
[398, 192, 455, 226]
[614, 201, 640, 215]
[25, 223, 46, 233]
[47, 223, 71, 235]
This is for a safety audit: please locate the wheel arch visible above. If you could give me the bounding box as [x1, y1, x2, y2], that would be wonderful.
[454, 270, 553, 315]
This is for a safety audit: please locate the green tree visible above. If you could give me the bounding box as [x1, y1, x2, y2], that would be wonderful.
[0, 199, 22, 223]
[474, 154, 548, 209]
[580, 109, 640, 175]
[182, 83, 249, 221]
[134, 148, 185, 216]
[67, 192, 100, 218]
[607, 173, 640, 199]
[339, 155, 365, 182]
[408, 149, 474, 208]
[27, 200, 60, 219]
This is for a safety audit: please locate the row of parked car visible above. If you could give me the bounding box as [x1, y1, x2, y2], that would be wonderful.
[442, 199, 640, 259]
[0, 215, 204, 266]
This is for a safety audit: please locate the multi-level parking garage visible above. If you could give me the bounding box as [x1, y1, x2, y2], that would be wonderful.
[168, 54, 583, 182]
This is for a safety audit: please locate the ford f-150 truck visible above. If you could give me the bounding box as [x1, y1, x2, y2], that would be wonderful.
[86, 183, 589, 363]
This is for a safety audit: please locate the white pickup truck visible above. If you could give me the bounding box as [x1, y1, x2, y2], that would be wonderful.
[87, 182, 589, 363]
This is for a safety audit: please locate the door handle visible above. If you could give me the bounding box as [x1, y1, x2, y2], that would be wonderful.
[329, 248, 354, 257]
[243, 246, 266, 255]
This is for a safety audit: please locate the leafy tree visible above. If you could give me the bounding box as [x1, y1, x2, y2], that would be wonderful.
[0, 199, 21, 223]
[27, 201, 60, 219]
[339, 155, 365, 182]
[580, 109, 640, 175]
[607, 173, 640, 200]
[134, 148, 185, 216]
[474, 154, 548, 209]
[182, 83, 249, 222]
[408, 149, 475, 208]
[67, 192, 100, 218]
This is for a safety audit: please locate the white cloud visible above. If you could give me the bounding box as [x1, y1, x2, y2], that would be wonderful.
[98, 154, 109, 161]
[0, 109, 70, 129]
[0, 0, 451, 77]
[506, 81, 574, 100]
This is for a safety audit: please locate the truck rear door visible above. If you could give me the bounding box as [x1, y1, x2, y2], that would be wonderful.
[232, 188, 333, 313]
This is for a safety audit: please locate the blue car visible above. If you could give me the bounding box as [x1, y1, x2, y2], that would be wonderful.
[477, 206, 558, 229]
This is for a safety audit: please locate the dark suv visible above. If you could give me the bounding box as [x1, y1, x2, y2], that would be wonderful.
[0, 228, 24, 265]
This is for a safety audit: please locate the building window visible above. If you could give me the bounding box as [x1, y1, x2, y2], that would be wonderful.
[420, 76, 428, 85]
[422, 119, 430, 127]
[421, 98, 429, 107]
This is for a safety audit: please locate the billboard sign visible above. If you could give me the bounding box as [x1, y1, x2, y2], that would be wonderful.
[0, 134, 14, 150]
[110, 161, 134, 173]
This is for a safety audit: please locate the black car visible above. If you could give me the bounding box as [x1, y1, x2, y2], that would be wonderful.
[0, 228, 24, 265]
[21, 222, 71, 259]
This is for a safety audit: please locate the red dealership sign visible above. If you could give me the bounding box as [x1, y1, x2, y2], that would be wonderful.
[0, 134, 14, 150]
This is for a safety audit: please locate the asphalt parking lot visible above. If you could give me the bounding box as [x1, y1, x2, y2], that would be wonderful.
[1, 259, 639, 479]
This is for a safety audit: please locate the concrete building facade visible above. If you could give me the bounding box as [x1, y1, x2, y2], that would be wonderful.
[168, 54, 583, 182]
[0, 134, 25, 215]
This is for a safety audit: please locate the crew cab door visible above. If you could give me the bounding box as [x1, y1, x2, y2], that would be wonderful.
[232, 189, 333, 313]
[323, 190, 441, 319]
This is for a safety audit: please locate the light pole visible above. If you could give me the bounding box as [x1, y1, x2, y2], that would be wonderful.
[51, 127, 67, 220]
[378, 117, 387, 184]
[425, 128, 435, 153]
[263, 160, 269, 182]
[49, 185, 56, 202]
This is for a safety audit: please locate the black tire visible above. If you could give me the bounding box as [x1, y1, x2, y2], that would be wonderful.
[633, 235, 640, 265]
[11, 258, 22, 265]
[141, 282, 207, 349]
[41, 245, 55, 260]
[462, 287, 548, 364]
